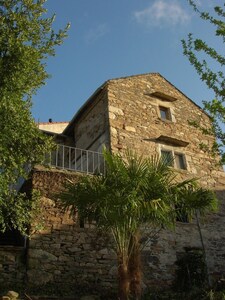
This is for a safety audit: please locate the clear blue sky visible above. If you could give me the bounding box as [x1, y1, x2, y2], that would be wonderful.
[32, 0, 223, 123]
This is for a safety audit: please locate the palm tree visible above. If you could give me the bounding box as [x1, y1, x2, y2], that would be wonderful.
[57, 150, 217, 300]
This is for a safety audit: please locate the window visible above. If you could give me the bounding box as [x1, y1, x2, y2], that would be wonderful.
[161, 150, 173, 166]
[174, 153, 186, 170]
[159, 106, 171, 121]
[161, 150, 186, 170]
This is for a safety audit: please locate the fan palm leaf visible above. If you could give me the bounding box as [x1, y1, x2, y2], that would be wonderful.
[56, 149, 218, 300]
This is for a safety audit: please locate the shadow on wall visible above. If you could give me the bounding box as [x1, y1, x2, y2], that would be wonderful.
[1, 167, 225, 298]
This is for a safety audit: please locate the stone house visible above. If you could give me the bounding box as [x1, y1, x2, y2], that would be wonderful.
[1, 73, 225, 295]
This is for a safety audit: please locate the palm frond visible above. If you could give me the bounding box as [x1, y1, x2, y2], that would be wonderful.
[56, 149, 218, 255]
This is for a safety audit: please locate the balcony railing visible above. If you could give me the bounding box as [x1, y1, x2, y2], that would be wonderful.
[44, 144, 105, 175]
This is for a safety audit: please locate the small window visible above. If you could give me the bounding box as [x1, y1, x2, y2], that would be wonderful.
[174, 153, 186, 170]
[161, 150, 173, 166]
[159, 106, 171, 121]
[161, 150, 187, 170]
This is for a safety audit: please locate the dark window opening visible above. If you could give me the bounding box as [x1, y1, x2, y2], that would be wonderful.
[79, 218, 84, 228]
[159, 106, 171, 121]
[175, 153, 186, 170]
[0, 229, 25, 247]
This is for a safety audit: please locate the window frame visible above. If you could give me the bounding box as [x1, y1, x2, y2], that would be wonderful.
[159, 106, 172, 121]
[174, 152, 186, 170]
[160, 148, 187, 170]
[161, 150, 173, 167]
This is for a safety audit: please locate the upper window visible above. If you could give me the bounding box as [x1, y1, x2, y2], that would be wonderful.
[161, 149, 186, 170]
[159, 106, 171, 121]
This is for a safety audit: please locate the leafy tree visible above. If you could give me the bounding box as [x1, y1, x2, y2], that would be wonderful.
[0, 0, 69, 233]
[57, 150, 217, 300]
[182, 0, 225, 161]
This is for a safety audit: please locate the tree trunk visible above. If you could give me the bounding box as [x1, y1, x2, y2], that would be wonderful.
[118, 255, 130, 300]
[195, 210, 211, 287]
[128, 234, 142, 300]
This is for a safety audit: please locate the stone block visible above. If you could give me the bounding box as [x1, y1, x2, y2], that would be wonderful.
[68, 246, 80, 252]
[124, 126, 136, 132]
[99, 248, 108, 255]
[109, 112, 116, 120]
[27, 258, 40, 268]
[108, 105, 124, 116]
[27, 270, 53, 285]
[28, 249, 57, 262]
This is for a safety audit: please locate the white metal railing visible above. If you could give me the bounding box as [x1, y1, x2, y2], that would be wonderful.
[44, 145, 105, 175]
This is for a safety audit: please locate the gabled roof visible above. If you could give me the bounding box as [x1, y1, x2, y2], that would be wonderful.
[63, 82, 107, 136]
[63, 72, 210, 136]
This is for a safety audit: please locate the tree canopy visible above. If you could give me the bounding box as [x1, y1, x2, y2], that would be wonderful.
[0, 0, 69, 232]
[182, 0, 225, 161]
[58, 150, 217, 299]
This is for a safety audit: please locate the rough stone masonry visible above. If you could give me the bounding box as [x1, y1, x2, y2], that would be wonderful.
[1, 73, 225, 295]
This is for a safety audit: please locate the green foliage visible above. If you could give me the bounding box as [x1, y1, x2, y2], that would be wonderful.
[182, 1, 225, 161]
[207, 290, 225, 300]
[0, 0, 69, 232]
[0, 189, 44, 235]
[174, 183, 218, 222]
[57, 149, 217, 299]
[58, 150, 195, 245]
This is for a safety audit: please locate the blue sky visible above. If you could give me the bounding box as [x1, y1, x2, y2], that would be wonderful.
[32, 0, 223, 123]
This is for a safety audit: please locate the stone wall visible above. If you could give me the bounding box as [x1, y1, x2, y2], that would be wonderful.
[1, 73, 225, 295]
[1, 170, 225, 295]
[74, 86, 110, 152]
[107, 73, 221, 178]
[0, 246, 26, 290]
[26, 166, 117, 294]
[141, 182, 225, 286]
[27, 166, 225, 293]
[104, 73, 225, 285]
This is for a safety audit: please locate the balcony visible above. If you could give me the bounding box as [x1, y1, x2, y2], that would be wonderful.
[45, 144, 105, 175]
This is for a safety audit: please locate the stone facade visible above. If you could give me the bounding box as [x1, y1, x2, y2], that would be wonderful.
[0, 246, 26, 289]
[27, 167, 117, 294]
[1, 73, 225, 295]
[62, 73, 225, 288]
[66, 73, 222, 181]
[73, 86, 109, 152]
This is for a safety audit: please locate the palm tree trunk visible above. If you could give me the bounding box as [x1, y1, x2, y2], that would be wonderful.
[128, 234, 142, 300]
[195, 210, 211, 287]
[118, 254, 130, 300]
